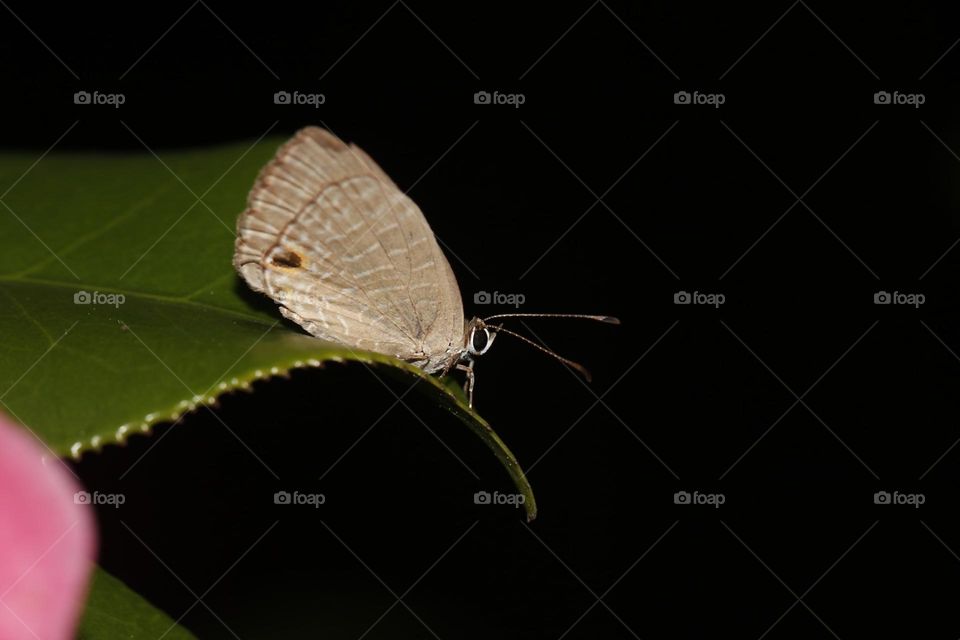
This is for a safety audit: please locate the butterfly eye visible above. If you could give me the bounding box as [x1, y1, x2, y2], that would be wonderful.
[469, 327, 491, 355]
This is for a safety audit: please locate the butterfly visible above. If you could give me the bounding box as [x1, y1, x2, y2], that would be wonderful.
[234, 127, 617, 406]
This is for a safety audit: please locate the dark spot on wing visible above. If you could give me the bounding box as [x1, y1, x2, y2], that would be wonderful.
[271, 250, 302, 268]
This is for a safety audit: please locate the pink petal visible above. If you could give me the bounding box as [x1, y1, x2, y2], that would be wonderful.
[0, 413, 97, 640]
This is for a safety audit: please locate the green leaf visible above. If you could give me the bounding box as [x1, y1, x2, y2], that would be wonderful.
[0, 140, 535, 520]
[78, 567, 197, 639]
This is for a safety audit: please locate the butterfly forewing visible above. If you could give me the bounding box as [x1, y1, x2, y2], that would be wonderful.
[234, 127, 465, 369]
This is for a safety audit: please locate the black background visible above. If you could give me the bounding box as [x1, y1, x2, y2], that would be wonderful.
[5, 1, 960, 637]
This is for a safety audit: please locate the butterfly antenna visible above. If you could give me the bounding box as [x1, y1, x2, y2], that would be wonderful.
[482, 312, 620, 325]
[491, 326, 594, 382]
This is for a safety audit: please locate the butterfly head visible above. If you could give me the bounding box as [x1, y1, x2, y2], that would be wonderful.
[465, 317, 498, 357]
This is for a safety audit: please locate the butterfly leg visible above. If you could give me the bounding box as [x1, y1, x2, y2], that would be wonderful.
[455, 359, 476, 408]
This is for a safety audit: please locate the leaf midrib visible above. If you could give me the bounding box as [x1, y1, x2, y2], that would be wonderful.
[0, 275, 275, 327]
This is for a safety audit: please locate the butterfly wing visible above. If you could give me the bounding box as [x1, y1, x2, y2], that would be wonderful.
[234, 127, 464, 368]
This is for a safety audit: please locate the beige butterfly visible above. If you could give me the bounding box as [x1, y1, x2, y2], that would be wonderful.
[234, 127, 616, 406]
